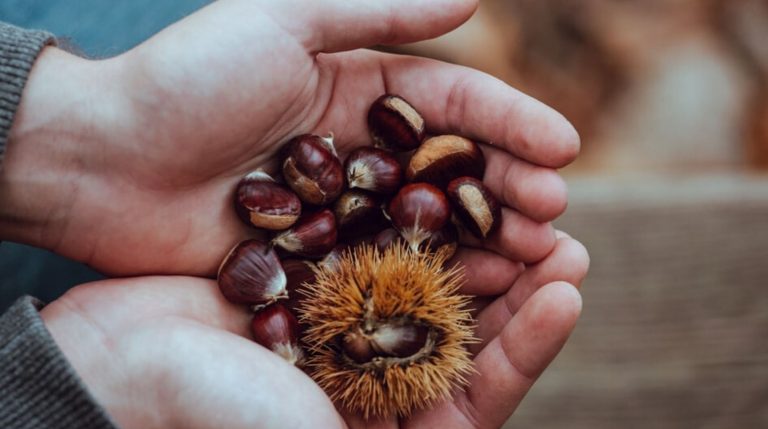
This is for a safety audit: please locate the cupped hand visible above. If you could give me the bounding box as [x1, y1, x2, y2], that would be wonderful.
[3, 0, 579, 276]
[41, 234, 588, 429]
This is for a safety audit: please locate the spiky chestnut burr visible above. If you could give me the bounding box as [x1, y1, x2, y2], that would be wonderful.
[299, 244, 475, 418]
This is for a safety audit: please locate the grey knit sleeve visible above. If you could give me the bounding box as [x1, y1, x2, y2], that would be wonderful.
[0, 296, 118, 429]
[0, 22, 56, 166]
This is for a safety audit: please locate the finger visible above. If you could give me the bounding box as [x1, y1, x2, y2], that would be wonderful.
[449, 247, 525, 296]
[458, 207, 556, 263]
[316, 50, 579, 168]
[406, 282, 581, 429]
[481, 144, 569, 222]
[472, 237, 589, 352]
[380, 54, 581, 168]
[270, 0, 478, 54]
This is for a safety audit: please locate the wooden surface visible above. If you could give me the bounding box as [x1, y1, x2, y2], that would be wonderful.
[506, 175, 768, 429]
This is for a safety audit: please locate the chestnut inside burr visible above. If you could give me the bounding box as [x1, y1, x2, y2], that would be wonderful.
[338, 293, 435, 368]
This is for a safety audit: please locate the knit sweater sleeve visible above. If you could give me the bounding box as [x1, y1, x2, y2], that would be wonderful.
[0, 296, 118, 429]
[1, 23, 117, 428]
[0, 22, 55, 166]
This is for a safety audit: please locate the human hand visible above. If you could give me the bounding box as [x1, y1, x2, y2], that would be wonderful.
[1, 0, 579, 276]
[41, 234, 587, 429]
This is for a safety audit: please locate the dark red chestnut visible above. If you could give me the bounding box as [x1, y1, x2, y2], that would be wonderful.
[341, 329, 377, 363]
[234, 170, 301, 230]
[368, 94, 426, 151]
[282, 134, 344, 205]
[251, 303, 304, 365]
[369, 322, 429, 358]
[345, 147, 402, 195]
[272, 209, 337, 258]
[447, 176, 501, 239]
[317, 244, 348, 272]
[420, 222, 458, 258]
[282, 259, 318, 312]
[388, 183, 451, 251]
[217, 240, 287, 305]
[373, 228, 404, 252]
[340, 322, 429, 363]
[406, 135, 485, 188]
[333, 190, 387, 238]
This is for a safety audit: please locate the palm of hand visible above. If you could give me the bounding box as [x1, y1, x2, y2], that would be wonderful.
[54, 0, 576, 277]
[43, 230, 587, 429]
[37, 1, 589, 427]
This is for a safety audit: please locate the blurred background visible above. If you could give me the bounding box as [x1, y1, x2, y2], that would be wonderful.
[2, 1, 767, 427]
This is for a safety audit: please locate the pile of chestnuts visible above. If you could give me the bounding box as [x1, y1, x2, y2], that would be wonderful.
[217, 94, 501, 387]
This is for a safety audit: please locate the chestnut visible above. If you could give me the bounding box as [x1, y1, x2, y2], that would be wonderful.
[234, 170, 301, 230]
[282, 259, 318, 312]
[317, 244, 348, 272]
[447, 176, 501, 239]
[217, 240, 287, 305]
[420, 222, 458, 258]
[373, 228, 404, 252]
[272, 209, 337, 258]
[388, 183, 451, 251]
[341, 322, 429, 363]
[406, 135, 485, 188]
[282, 134, 344, 205]
[251, 303, 304, 365]
[368, 94, 425, 151]
[369, 322, 429, 358]
[344, 147, 402, 195]
[333, 190, 387, 238]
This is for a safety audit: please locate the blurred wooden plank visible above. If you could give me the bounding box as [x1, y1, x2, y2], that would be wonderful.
[507, 175, 768, 429]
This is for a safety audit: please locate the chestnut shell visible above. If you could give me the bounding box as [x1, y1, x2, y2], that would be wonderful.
[367, 94, 425, 151]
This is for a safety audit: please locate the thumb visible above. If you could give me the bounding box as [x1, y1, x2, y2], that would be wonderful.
[268, 0, 479, 54]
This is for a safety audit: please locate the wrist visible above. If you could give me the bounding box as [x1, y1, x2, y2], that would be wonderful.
[0, 47, 128, 250]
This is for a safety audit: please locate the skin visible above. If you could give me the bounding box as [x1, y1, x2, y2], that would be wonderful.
[0, 0, 590, 427]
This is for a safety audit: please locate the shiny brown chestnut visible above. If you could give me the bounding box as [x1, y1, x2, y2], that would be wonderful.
[217, 240, 287, 305]
[406, 135, 485, 188]
[234, 170, 301, 230]
[373, 228, 404, 252]
[420, 222, 458, 258]
[282, 134, 344, 205]
[282, 259, 318, 312]
[251, 303, 304, 365]
[341, 322, 429, 363]
[447, 176, 501, 239]
[333, 190, 387, 238]
[317, 244, 348, 272]
[368, 94, 425, 151]
[272, 209, 337, 258]
[345, 147, 402, 195]
[388, 183, 451, 251]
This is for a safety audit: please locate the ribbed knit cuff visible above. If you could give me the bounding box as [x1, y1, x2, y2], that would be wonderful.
[0, 22, 56, 167]
[0, 296, 117, 429]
